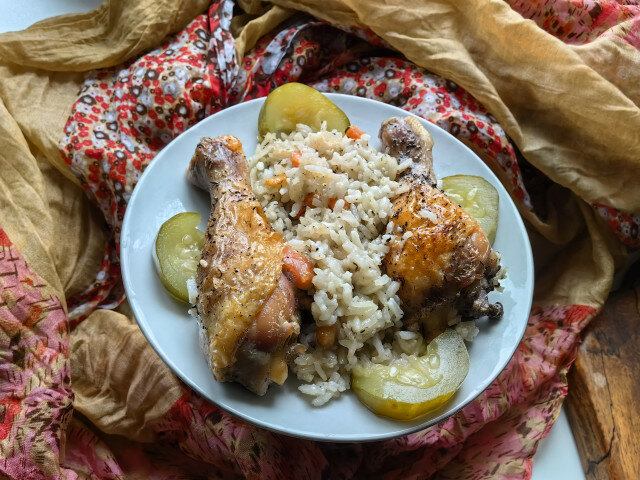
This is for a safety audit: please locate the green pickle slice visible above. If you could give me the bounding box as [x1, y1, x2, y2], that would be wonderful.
[154, 212, 204, 303]
[258, 83, 351, 136]
[351, 330, 470, 421]
[442, 175, 499, 243]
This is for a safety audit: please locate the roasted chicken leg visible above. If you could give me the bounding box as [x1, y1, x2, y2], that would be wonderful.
[187, 136, 311, 395]
[380, 117, 502, 334]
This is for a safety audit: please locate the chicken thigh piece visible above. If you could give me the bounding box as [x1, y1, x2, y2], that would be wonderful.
[187, 136, 308, 395]
[380, 117, 502, 333]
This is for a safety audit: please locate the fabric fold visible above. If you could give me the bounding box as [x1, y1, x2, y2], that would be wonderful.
[70, 309, 183, 442]
[0, 0, 210, 71]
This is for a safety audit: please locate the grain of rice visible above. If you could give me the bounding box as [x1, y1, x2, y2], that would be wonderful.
[455, 321, 479, 342]
[187, 277, 198, 305]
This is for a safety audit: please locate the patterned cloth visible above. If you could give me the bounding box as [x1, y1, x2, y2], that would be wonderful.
[1, 0, 638, 478]
[0, 231, 73, 478]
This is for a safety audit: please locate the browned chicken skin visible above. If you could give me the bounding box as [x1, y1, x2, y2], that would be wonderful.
[187, 135, 301, 395]
[380, 117, 502, 335]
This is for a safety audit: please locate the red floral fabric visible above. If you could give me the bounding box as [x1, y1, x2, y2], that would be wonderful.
[0, 229, 73, 479]
[2, 0, 638, 478]
[507, 0, 640, 46]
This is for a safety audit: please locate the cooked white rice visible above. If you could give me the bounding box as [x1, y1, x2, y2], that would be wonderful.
[250, 124, 466, 405]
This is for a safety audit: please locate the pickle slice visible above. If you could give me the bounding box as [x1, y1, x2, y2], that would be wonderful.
[258, 83, 351, 136]
[351, 330, 470, 421]
[442, 175, 499, 243]
[154, 212, 204, 303]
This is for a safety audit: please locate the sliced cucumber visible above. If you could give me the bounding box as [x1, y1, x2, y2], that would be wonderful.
[442, 175, 499, 243]
[154, 212, 204, 303]
[258, 83, 351, 136]
[351, 330, 470, 421]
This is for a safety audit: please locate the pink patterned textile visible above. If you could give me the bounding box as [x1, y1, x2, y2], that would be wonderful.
[0, 229, 73, 479]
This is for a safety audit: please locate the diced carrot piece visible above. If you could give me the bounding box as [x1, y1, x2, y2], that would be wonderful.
[346, 125, 365, 140]
[293, 193, 318, 220]
[293, 206, 306, 219]
[316, 324, 338, 349]
[265, 173, 287, 186]
[282, 246, 314, 289]
[224, 136, 243, 152]
[291, 150, 302, 167]
[328, 197, 350, 210]
[304, 192, 320, 208]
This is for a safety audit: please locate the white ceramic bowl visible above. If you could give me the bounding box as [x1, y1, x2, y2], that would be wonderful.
[121, 94, 534, 442]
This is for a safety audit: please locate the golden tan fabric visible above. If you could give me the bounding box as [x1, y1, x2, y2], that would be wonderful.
[0, 0, 210, 71]
[531, 201, 625, 307]
[70, 310, 183, 442]
[0, 68, 86, 186]
[0, 98, 101, 304]
[0, 0, 636, 455]
[232, 5, 294, 60]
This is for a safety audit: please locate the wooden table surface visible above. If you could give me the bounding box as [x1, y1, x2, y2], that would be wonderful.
[565, 260, 640, 479]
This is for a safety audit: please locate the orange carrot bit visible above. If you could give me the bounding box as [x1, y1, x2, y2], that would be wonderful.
[328, 197, 350, 211]
[282, 246, 315, 289]
[264, 173, 287, 186]
[303, 192, 320, 208]
[224, 136, 243, 152]
[346, 125, 365, 140]
[291, 150, 302, 167]
[293, 193, 318, 219]
[293, 206, 306, 219]
[316, 324, 338, 349]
